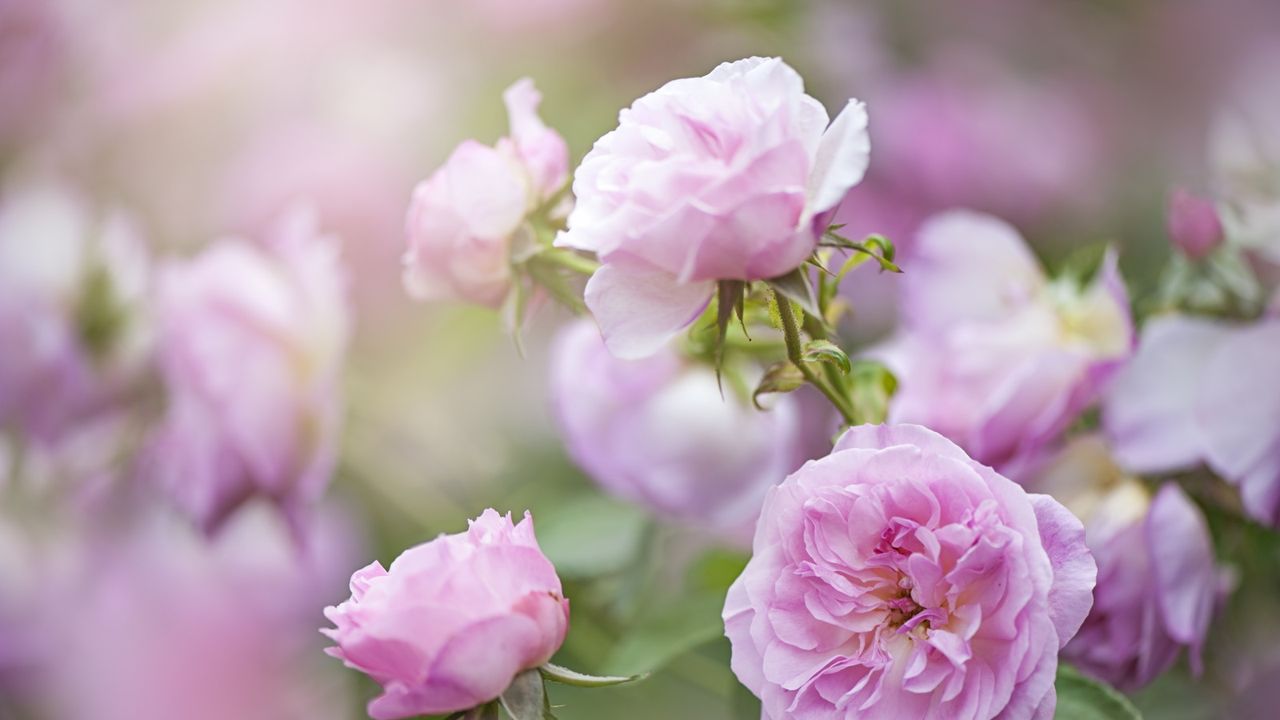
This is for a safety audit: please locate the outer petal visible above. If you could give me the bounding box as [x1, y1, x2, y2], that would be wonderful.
[1029, 493, 1097, 648]
[1104, 315, 1234, 474]
[805, 99, 870, 217]
[583, 264, 713, 359]
[902, 210, 1045, 331]
[1145, 483, 1217, 668]
[1198, 321, 1280, 485]
[832, 422, 970, 462]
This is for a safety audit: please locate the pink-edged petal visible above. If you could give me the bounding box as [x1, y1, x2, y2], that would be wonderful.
[1104, 315, 1234, 474]
[832, 423, 970, 462]
[1145, 483, 1216, 669]
[1029, 493, 1096, 648]
[583, 263, 713, 359]
[806, 99, 871, 217]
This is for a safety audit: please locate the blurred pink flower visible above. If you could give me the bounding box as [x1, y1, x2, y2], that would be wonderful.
[558, 56, 870, 358]
[1032, 437, 1222, 690]
[1167, 188, 1225, 260]
[724, 424, 1095, 719]
[403, 78, 569, 308]
[41, 502, 359, 720]
[148, 207, 348, 534]
[872, 211, 1133, 477]
[0, 0, 65, 147]
[0, 184, 151, 444]
[1105, 313, 1280, 525]
[549, 318, 811, 542]
[323, 509, 569, 719]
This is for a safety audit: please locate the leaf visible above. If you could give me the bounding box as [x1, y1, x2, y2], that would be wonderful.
[1055, 665, 1142, 720]
[540, 663, 646, 688]
[848, 360, 898, 425]
[535, 495, 649, 578]
[604, 592, 727, 677]
[499, 669, 546, 720]
[452, 702, 499, 720]
[824, 232, 901, 274]
[802, 339, 851, 375]
[766, 267, 824, 322]
[752, 361, 806, 409]
[525, 256, 586, 314]
[714, 280, 746, 380]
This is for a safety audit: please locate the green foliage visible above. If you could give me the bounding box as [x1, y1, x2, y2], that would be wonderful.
[604, 591, 727, 677]
[1055, 665, 1142, 720]
[536, 495, 649, 579]
[752, 360, 805, 409]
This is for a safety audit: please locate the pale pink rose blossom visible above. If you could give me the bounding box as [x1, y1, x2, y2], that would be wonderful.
[148, 207, 348, 534]
[873, 210, 1133, 477]
[403, 78, 569, 308]
[323, 510, 570, 719]
[557, 56, 870, 358]
[724, 424, 1095, 719]
[1032, 437, 1222, 690]
[0, 184, 151, 444]
[1105, 313, 1280, 525]
[549, 318, 812, 542]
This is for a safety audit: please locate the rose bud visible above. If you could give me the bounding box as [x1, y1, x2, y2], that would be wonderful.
[323, 510, 570, 719]
[1167, 188, 1224, 260]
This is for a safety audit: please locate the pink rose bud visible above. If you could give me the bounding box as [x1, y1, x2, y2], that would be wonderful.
[1167, 188, 1224, 260]
[557, 56, 871, 358]
[148, 207, 348, 534]
[1033, 437, 1223, 690]
[323, 510, 570, 719]
[403, 79, 569, 308]
[549, 319, 809, 542]
[872, 210, 1133, 477]
[724, 424, 1096, 720]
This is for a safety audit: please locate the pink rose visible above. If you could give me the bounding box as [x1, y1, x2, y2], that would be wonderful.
[148, 207, 348, 534]
[549, 318, 811, 542]
[0, 184, 150, 444]
[873, 210, 1133, 476]
[557, 56, 870, 358]
[1105, 313, 1280, 525]
[724, 424, 1095, 720]
[403, 78, 569, 308]
[323, 510, 570, 719]
[1032, 437, 1222, 690]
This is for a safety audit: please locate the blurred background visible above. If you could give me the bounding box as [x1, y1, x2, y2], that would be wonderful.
[3, 1, 1280, 718]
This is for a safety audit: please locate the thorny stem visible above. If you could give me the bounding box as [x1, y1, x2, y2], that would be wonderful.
[773, 289, 858, 426]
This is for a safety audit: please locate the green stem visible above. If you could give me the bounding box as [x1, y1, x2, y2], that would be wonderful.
[538, 248, 600, 276]
[773, 290, 857, 426]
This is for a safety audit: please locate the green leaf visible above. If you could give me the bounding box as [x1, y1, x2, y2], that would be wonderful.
[1055, 665, 1142, 720]
[535, 495, 649, 578]
[848, 360, 898, 425]
[540, 663, 646, 688]
[752, 361, 806, 409]
[604, 592, 726, 676]
[525, 256, 587, 314]
[500, 669, 546, 720]
[766, 267, 824, 322]
[823, 232, 901, 274]
[802, 339, 852, 374]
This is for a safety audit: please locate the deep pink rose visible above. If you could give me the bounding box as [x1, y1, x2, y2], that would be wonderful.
[558, 56, 870, 358]
[724, 424, 1095, 719]
[323, 510, 570, 719]
[873, 210, 1133, 477]
[1105, 313, 1280, 525]
[403, 78, 569, 308]
[148, 208, 348, 534]
[1032, 437, 1222, 690]
[549, 318, 810, 542]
